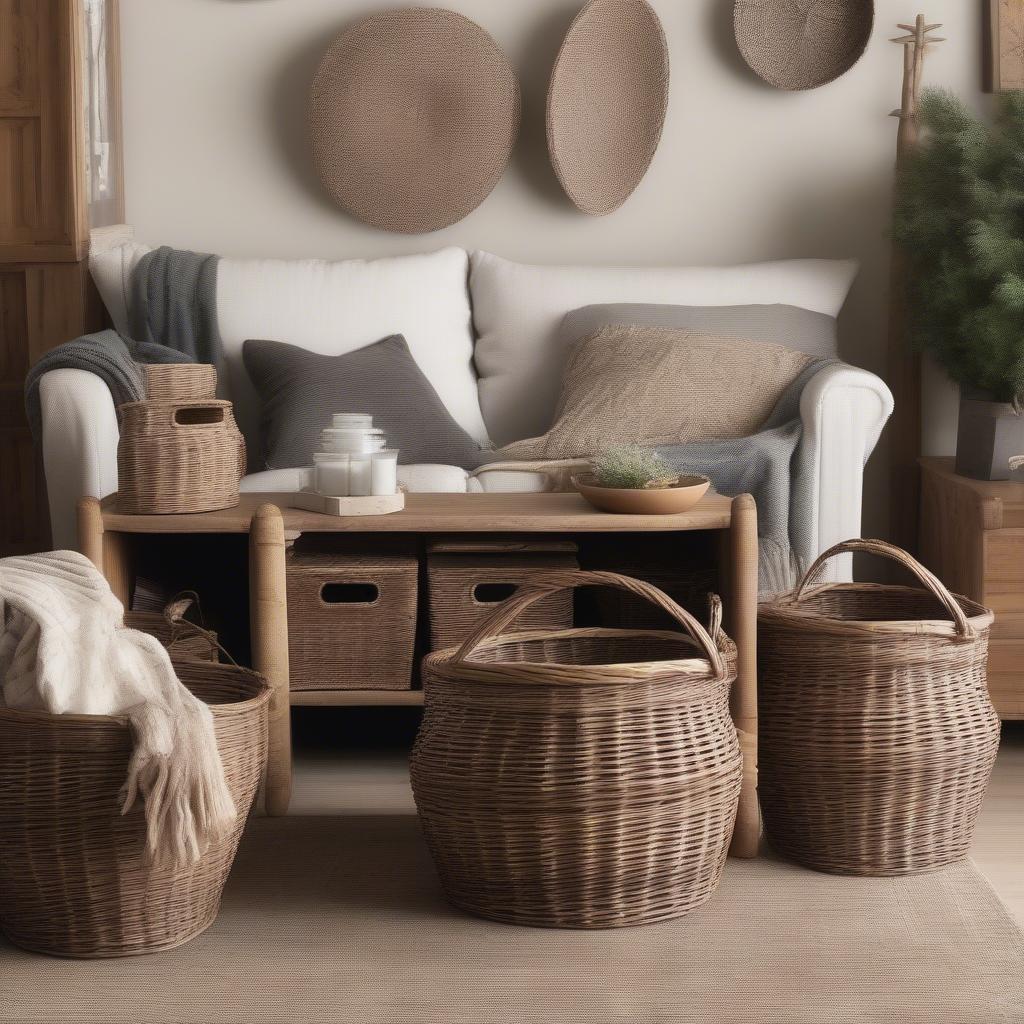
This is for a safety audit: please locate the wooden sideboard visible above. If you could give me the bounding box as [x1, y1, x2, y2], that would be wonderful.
[919, 456, 1024, 719]
[0, 0, 122, 555]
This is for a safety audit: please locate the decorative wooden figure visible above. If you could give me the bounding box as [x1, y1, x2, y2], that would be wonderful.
[986, 0, 1024, 92]
[886, 15, 943, 555]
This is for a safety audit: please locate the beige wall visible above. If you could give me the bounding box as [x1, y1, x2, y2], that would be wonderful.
[120, 0, 990, 533]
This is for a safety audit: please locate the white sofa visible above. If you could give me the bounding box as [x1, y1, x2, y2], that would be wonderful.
[39, 229, 892, 581]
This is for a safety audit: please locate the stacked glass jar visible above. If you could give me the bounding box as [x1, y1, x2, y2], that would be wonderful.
[312, 414, 399, 497]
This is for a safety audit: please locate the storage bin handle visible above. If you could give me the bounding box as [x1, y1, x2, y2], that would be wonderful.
[450, 569, 728, 679]
[793, 538, 974, 638]
[168, 402, 227, 430]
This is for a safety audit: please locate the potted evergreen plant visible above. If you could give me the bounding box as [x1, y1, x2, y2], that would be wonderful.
[894, 89, 1024, 479]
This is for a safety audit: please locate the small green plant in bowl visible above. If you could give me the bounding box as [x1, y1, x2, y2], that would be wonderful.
[574, 446, 710, 515]
[591, 445, 678, 490]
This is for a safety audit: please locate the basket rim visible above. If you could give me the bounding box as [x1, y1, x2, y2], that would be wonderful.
[424, 626, 734, 685]
[0, 671, 270, 729]
[760, 582, 994, 636]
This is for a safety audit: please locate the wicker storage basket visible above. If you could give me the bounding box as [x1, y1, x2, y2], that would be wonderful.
[758, 538, 1000, 877]
[142, 363, 217, 403]
[117, 400, 242, 514]
[0, 659, 270, 957]
[287, 551, 418, 691]
[125, 593, 218, 662]
[427, 541, 578, 650]
[411, 569, 742, 929]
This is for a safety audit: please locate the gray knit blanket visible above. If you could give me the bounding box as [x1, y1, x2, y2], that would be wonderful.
[655, 358, 835, 596]
[24, 247, 221, 442]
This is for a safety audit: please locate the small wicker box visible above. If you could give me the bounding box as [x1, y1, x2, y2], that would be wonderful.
[427, 541, 578, 651]
[142, 364, 217, 403]
[117, 400, 243, 515]
[286, 551, 418, 691]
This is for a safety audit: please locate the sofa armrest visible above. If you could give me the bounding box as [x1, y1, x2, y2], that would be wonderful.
[39, 368, 120, 550]
[796, 363, 893, 582]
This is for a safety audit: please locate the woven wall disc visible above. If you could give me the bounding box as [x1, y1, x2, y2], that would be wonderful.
[310, 9, 520, 234]
[547, 0, 669, 217]
[734, 0, 874, 91]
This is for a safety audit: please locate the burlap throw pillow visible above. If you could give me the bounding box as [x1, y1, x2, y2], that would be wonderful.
[498, 325, 810, 461]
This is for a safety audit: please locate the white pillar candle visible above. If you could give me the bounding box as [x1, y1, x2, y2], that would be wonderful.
[370, 451, 399, 495]
[349, 453, 373, 496]
[314, 454, 350, 496]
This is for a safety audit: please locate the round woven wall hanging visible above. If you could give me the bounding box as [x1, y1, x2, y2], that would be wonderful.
[547, 0, 669, 216]
[310, 9, 520, 234]
[734, 0, 874, 91]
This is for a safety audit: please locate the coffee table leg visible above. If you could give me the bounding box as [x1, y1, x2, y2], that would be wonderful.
[728, 493, 759, 858]
[250, 503, 292, 816]
[77, 496, 133, 606]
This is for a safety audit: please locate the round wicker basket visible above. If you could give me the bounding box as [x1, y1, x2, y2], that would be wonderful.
[0, 659, 269, 957]
[411, 570, 742, 929]
[758, 539, 1000, 876]
[142, 363, 217, 403]
[117, 400, 242, 514]
[733, 0, 873, 91]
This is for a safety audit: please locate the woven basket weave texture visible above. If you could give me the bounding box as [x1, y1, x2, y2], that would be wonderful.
[733, 0, 874, 91]
[547, 0, 669, 215]
[757, 538, 1000, 876]
[412, 569, 741, 929]
[0, 659, 269, 957]
[427, 549, 578, 651]
[310, 8, 520, 233]
[142, 364, 217, 403]
[117, 400, 242, 514]
[125, 609, 218, 662]
[287, 551, 418, 691]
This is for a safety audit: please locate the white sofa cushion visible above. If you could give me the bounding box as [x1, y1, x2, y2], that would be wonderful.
[469, 250, 859, 445]
[89, 242, 489, 459]
[239, 464, 470, 495]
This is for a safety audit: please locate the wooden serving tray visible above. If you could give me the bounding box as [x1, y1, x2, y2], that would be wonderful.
[288, 489, 405, 517]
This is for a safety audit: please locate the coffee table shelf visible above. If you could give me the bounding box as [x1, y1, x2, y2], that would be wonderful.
[78, 490, 759, 858]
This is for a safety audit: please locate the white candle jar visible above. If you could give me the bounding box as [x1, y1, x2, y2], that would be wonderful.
[349, 453, 373, 496]
[313, 452, 350, 496]
[370, 450, 399, 496]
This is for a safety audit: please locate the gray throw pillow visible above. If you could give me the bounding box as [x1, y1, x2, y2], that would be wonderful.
[243, 335, 487, 470]
[559, 303, 837, 360]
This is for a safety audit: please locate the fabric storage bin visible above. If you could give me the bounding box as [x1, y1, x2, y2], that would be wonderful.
[412, 569, 741, 929]
[117, 400, 243, 514]
[427, 538, 578, 650]
[286, 551, 418, 691]
[758, 538, 1000, 877]
[0, 658, 269, 957]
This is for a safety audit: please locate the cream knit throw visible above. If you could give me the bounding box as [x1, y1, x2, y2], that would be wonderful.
[0, 551, 235, 867]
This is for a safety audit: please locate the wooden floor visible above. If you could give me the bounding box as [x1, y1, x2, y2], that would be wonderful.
[289, 711, 1024, 924]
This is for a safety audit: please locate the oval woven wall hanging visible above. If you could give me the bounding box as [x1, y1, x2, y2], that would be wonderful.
[309, 9, 520, 234]
[734, 0, 874, 91]
[547, 0, 669, 216]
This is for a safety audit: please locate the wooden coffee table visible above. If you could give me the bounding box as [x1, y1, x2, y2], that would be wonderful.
[78, 490, 759, 857]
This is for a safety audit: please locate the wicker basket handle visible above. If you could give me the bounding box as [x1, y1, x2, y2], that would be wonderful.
[450, 569, 728, 680]
[168, 402, 227, 431]
[793, 538, 975, 638]
[161, 591, 240, 666]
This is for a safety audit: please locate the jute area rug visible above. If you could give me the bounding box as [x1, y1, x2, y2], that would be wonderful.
[2, 816, 1022, 1024]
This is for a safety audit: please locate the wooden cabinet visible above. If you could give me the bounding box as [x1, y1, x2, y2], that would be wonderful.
[0, 0, 121, 554]
[919, 456, 1024, 719]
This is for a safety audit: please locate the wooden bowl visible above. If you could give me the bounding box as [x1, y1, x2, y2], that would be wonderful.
[573, 473, 710, 515]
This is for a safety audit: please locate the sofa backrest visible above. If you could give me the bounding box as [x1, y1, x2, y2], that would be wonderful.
[468, 251, 859, 446]
[89, 240, 485, 458]
[90, 233, 859, 458]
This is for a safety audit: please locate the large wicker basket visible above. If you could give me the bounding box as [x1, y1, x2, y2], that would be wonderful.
[0, 659, 269, 957]
[411, 569, 742, 929]
[117, 400, 242, 514]
[758, 538, 1000, 877]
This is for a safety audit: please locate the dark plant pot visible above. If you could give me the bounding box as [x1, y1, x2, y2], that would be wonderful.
[955, 395, 1024, 480]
